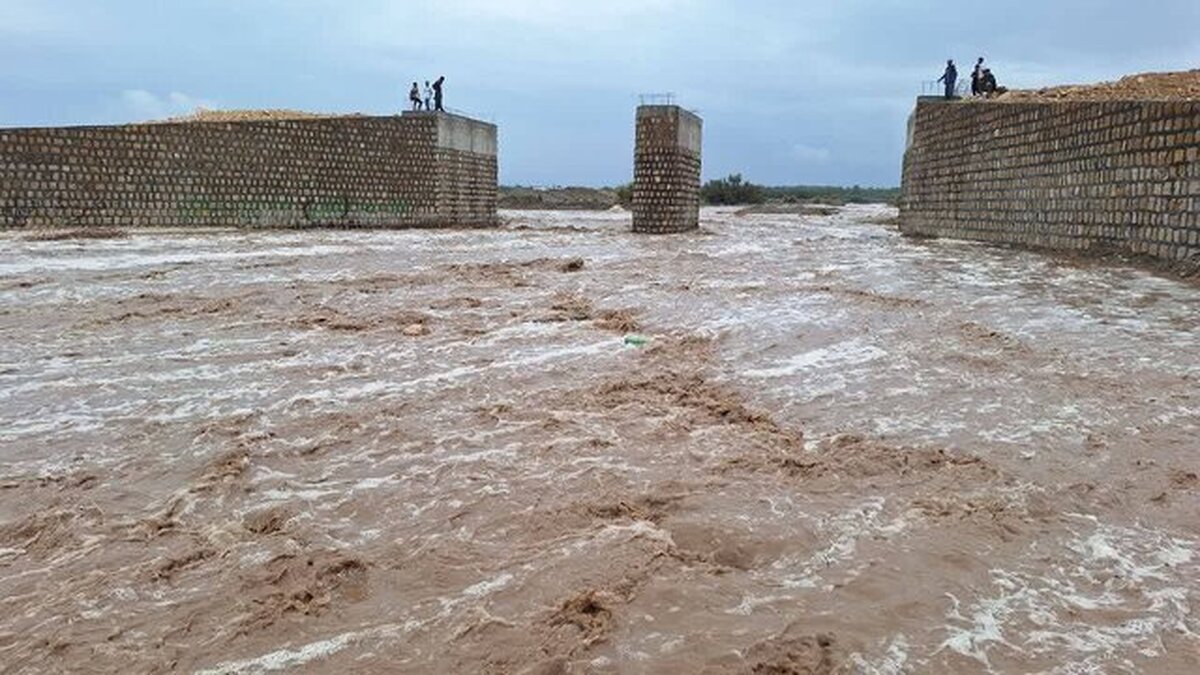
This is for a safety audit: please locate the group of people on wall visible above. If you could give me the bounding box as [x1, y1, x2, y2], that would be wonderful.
[937, 58, 1005, 100]
[409, 76, 446, 112]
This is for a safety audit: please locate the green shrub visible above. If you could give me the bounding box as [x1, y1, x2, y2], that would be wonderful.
[701, 174, 766, 205]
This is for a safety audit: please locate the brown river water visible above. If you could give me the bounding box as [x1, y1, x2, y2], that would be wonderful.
[0, 207, 1198, 674]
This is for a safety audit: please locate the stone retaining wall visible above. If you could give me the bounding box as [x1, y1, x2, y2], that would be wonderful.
[900, 99, 1200, 263]
[0, 111, 498, 229]
[633, 105, 702, 234]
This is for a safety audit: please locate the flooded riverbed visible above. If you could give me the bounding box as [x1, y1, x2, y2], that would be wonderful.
[1, 206, 1197, 673]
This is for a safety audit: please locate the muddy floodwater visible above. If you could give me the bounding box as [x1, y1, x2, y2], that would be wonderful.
[1, 207, 1199, 674]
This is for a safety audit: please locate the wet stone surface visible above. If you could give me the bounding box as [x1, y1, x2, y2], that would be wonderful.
[0, 207, 1198, 673]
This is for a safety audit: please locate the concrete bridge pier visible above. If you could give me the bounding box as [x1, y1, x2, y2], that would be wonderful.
[632, 105, 703, 234]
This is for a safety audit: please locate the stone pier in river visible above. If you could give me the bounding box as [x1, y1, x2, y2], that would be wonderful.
[632, 104, 703, 234]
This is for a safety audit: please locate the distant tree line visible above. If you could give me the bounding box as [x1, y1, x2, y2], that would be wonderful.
[761, 184, 901, 206]
[699, 174, 764, 205]
[696, 174, 899, 206]
[505, 175, 901, 210]
[614, 174, 899, 206]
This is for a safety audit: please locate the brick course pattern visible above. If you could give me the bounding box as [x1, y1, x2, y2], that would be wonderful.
[0, 112, 498, 229]
[900, 99, 1200, 262]
[633, 105, 703, 234]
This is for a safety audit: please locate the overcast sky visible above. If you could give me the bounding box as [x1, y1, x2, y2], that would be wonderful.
[2, 1, 1198, 187]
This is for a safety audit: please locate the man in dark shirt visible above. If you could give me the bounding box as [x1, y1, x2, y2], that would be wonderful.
[433, 76, 445, 112]
[971, 58, 985, 97]
[937, 60, 958, 100]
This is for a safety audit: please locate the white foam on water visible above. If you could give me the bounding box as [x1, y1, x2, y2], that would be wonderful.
[775, 497, 903, 590]
[0, 244, 356, 276]
[938, 588, 1019, 668]
[289, 336, 615, 408]
[743, 339, 887, 379]
[713, 241, 773, 257]
[936, 519, 1198, 671]
[351, 476, 393, 492]
[726, 593, 796, 616]
[194, 623, 408, 674]
[851, 635, 911, 675]
[10, 207, 1200, 671]
[500, 340, 617, 369]
[462, 572, 514, 598]
[258, 486, 342, 502]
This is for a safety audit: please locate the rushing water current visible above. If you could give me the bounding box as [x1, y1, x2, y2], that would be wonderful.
[1, 206, 1197, 673]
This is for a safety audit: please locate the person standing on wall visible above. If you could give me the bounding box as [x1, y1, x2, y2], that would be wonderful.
[433, 76, 445, 112]
[971, 58, 985, 97]
[409, 82, 422, 111]
[937, 60, 958, 100]
[423, 80, 434, 111]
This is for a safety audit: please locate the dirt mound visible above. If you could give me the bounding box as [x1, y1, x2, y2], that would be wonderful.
[149, 109, 361, 124]
[22, 228, 128, 241]
[992, 70, 1200, 102]
[736, 204, 840, 217]
[499, 186, 620, 211]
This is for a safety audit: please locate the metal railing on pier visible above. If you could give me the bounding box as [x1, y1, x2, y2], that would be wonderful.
[920, 79, 971, 98]
[638, 93, 677, 106]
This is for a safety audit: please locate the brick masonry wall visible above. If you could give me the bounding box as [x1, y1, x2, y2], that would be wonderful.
[0, 112, 498, 229]
[900, 99, 1200, 263]
[633, 105, 703, 234]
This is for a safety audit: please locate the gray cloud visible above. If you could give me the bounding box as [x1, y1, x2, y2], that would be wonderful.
[0, 0, 1196, 186]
